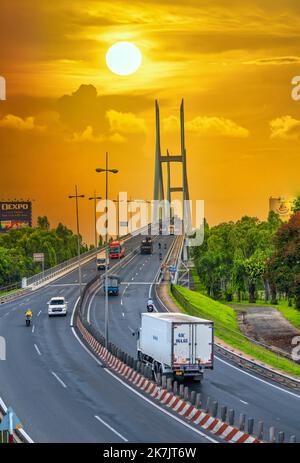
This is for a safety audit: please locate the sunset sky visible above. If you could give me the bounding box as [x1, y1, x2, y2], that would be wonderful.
[1, 0, 300, 243]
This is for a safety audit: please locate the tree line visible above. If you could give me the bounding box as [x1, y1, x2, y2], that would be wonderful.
[193, 197, 300, 310]
[0, 216, 88, 288]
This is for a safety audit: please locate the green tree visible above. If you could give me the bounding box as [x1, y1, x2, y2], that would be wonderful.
[292, 196, 300, 214]
[37, 216, 50, 230]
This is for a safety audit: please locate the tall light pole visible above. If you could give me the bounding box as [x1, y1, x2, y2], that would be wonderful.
[112, 199, 120, 238]
[88, 192, 102, 249]
[95, 152, 118, 349]
[68, 185, 85, 298]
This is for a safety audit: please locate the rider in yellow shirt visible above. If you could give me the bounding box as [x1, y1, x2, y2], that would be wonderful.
[25, 309, 33, 318]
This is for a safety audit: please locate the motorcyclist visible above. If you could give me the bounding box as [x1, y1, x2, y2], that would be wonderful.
[159, 252, 162, 260]
[147, 298, 154, 312]
[164, 243, 167, 250]
[158, 242, 161, 250]
[25, 309, 33, 326]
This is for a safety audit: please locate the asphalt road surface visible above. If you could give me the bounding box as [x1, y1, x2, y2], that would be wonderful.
[0, 234, 218, 443]
[89, 237, 300, 443]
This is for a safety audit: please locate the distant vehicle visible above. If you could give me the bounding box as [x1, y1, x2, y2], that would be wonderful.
[140, 237, 153, 254]
[147, 298, 154, 312]
[169, 224, 175, 235]
[102, 274, 120, 296]
[137, 312, 214, 381]
[97, 252, 109, 271]
[109, 240, 125, 259]
[48, 297, 68, 317]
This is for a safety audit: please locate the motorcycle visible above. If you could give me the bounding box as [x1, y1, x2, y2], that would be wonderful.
[25, 316, 31, 327]
[147, 304, 154, 312]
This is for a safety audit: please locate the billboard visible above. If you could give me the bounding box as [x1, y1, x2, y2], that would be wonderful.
[269, 196, 295, 222]
[0, 201, 32, 233]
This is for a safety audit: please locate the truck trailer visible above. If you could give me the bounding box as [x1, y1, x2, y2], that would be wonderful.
[137, 312, 213, 381]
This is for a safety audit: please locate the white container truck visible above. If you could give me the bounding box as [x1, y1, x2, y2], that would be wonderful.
[137, 312, 214, 381]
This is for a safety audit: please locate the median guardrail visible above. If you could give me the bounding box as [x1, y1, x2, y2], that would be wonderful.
[170, 284, 300, 392]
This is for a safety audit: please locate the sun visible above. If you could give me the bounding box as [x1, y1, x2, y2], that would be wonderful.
[106, 42, 142, 76]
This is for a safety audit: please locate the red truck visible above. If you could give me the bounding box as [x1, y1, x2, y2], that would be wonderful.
[109, 240, 125, 259]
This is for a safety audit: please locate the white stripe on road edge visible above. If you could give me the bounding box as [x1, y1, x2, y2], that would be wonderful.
[104, 368, 218, 443]
[71, 302, 217, 443]
[37, 310, 41, 317]
[240, 400, 249, 405]
[34, 344, 42, 356]
[51, 371, 67, 388]
[215, 356, 300, 399]
[32, 325, 35, 334]
[71, 298, 103, 367]
[94, 415, 128, 442]
[155, 269, 300, 401]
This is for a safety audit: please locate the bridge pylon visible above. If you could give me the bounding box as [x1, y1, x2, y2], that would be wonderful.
[152, 99, 192, 241]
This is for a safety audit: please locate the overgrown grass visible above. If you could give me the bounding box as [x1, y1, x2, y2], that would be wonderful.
[0, 289, 17, 297]
[170, 285, 300, 377]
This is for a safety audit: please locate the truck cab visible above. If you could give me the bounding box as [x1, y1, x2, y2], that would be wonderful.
[97, 253, 109, 270]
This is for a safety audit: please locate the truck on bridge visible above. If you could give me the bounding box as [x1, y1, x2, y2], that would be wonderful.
[137, 312, 214, 381]
[96, 252, 109, 270]
[109, 240, 125, 259]
[140, 236, 153, 254]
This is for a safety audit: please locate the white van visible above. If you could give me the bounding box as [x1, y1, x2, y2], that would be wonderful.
[48, 297, 67, 317]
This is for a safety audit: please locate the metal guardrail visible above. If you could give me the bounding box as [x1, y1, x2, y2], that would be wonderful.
[170, 285, 300, 392]
[0, 396, 33, 443]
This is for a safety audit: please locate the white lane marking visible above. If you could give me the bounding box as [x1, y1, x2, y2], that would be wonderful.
[71, 299, 103, 366]
[215, 356, 300, 399]
[32, 325, 35, 334]
[122, 313, 125, 318]
[120, 299, 123, 306]
[94, 415, 128, 442]
[154, 252, 300, 401]
[240, 400, 248, 405]
[34, 344, 41, 356]
[87, 285, 100, 324]
[51, 371, 67, 388]
[104, 368, 218, 443]
[37, 310, 42, 317]
[70, 300, 217, 442]
[70, 297, 80, 327]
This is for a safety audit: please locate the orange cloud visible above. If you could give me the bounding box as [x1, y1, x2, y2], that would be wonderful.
[270, 115, 300, 139]
[0, 114, 45, 131]
[163, 115, 249, 138]
[106, 109, 147, 134]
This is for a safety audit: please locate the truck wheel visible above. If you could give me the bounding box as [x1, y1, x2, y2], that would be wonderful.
[193, 375, 203, 383]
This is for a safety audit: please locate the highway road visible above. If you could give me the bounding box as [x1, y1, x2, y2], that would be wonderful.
[0, 234, 217, 443]
[89, 237, 300, 443]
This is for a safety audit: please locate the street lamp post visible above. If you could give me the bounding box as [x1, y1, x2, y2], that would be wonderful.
[68, 185, 85, 298]
[95, 152, 118, 349]
[88, 192, 102, 249]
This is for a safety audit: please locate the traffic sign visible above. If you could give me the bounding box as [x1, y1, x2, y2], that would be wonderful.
[33, 253, 44, 262]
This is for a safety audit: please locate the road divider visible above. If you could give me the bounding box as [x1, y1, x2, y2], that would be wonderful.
[0, 395, 33, 443]
[72, 238, 268, 444]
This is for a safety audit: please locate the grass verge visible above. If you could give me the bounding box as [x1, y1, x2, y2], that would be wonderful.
[169, 284, 300, 378]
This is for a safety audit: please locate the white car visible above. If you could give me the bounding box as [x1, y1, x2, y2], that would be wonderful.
[48, 297, 68, 317]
